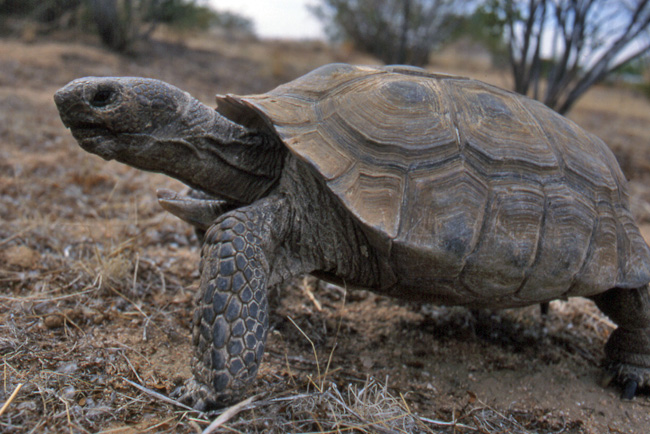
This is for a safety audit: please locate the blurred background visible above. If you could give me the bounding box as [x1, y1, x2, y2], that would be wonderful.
[2, 0, 650, 114]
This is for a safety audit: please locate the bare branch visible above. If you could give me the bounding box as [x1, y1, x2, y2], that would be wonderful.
[501, 0, 650, 114]
[312, 0, 467, 66]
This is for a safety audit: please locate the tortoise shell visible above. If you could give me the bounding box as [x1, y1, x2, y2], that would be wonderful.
[216, 63, 650, 306]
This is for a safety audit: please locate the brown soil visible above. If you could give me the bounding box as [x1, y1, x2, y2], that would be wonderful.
[1, 33, 650, 433]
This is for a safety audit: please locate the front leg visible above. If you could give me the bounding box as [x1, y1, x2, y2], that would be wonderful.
[181, 196, 290, 410]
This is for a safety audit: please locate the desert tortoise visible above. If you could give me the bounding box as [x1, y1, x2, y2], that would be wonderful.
[54, 63, 650, 409]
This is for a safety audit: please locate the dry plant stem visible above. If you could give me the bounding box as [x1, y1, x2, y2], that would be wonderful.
[132, 252, 140, 294]
[0, 276, 98, 303]
[326, 389, 402, 434]
[202, 395, 256, 434]
[287, 316, 322, 390]
[120, 352, 144, 385]
[62, 312, 84, 334]
[105, 284, 150, 321]
[140, 416, 179, 433]
[122, 378, 196, 412]
[0, 383, 23, 416]
[0, 226, 35, 247]
[140, 257, 167, 294]
[324, 286, 346, 388]
[301, 277, 322, 311]
[397, 393, 436, 434]
[419, 415, 478, 431]
[281, 343, 297, 389]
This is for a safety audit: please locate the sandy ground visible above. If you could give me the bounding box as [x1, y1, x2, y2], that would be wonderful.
[1, 34, 650, 433]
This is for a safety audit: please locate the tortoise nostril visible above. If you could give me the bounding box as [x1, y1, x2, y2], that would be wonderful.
[90, 88, 114, 107]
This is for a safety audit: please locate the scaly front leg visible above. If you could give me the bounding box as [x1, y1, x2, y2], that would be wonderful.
[178, 196, 289, 410]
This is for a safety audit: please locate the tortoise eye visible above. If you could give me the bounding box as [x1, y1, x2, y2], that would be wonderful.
[90, 89, 114, 107]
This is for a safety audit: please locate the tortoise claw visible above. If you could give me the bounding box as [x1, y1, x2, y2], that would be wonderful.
[621, 379, 639, 400]
[602, 359, 649, 399]
[171, 378, 215, 412]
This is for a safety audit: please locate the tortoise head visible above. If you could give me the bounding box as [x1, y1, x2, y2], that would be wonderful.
[55, 77, 284, 204]
[54, 77, 206, 162]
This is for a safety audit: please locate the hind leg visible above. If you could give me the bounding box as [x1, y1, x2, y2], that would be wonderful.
[590, 285, 650, 398]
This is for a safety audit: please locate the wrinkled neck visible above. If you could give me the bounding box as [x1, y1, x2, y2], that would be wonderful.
[132, 98, 285, 204]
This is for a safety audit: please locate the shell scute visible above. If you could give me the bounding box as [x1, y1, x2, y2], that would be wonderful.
[460, 182, 545, 296]
[571, 203, 620, 294]
[394, 160, 488, 280]
[517, 183, 596, 300]
[447, 81, 560, 178]
[328, 162, 404, 238]
[524, 101, 619, 193]
[314, 75, 457, 159]
[266, 63, 382, 101]
[284, 128, 354, 181]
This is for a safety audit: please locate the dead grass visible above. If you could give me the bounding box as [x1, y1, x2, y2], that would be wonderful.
[185, 377, 571, 434]
[1, 31, 650, 433]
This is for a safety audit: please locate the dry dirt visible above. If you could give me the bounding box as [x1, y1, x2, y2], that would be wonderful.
[1, 33, 650, 433]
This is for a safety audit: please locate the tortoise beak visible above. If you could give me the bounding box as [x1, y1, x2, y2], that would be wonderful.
[55, 78, 129, 160]
[54, 80, 86, 129]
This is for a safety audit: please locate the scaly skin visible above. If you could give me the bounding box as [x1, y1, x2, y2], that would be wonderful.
[176, 195, 294, 409]
[591, 286, 650, 398]
[186, 211, 268, 408]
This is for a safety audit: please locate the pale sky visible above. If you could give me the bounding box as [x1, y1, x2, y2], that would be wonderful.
[210, 0, 326, 39]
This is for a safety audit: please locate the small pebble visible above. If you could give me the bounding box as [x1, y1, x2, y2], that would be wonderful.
[44, 314, 63, 329]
